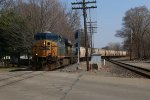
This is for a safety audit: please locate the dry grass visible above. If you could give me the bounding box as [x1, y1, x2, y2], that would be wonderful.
[0, 67, 18, 72]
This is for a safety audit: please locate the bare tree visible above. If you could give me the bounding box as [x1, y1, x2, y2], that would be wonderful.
[13, 0, 81, 41]
[104, 42, 122, 51]
[116, 6, 150, 59]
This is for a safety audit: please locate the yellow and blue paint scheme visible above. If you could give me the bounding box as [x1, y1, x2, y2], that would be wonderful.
[32, 32, 66, 60]
[32, 40, 57, 57]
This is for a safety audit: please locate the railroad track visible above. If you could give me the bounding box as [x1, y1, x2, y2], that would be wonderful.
[0, 71, 45, 88]
[107, 59, 150, 79]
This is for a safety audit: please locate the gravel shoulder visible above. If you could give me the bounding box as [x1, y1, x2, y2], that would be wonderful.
[57, 60, 144, 78]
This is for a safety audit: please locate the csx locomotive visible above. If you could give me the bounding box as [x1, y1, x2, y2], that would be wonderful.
[32, 32, 75, 70]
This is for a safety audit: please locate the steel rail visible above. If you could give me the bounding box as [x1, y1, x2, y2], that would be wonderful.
[0, 71, 45, 88]
[107, 59, 150, 79]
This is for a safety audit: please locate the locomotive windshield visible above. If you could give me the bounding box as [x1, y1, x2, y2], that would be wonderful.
[34, 32, 61, 42]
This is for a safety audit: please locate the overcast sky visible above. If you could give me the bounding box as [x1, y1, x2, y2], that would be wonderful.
[60, 0, 150, 48]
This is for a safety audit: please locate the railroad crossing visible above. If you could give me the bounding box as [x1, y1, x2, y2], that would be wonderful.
[0, 70, 150, 100]
[0, 60, 150, 100]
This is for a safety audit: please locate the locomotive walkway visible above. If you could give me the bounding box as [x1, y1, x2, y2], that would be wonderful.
[0, 70, 150, 100]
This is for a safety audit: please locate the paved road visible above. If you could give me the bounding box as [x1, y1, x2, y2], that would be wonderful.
[0, 71, 150, 100]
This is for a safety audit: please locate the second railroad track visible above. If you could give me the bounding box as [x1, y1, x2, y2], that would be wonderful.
[106, 59, 150, 79]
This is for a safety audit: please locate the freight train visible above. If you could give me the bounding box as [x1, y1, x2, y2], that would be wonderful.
[32, 32, 127, 70]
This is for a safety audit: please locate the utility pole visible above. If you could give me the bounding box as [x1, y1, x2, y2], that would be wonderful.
[72, 0, 97, 71]
[87, 21, 97, 57]
[87, 9, 97, 57]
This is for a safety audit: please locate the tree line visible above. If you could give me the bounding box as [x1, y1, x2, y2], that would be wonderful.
[0, 0, 81, 67]
[116, 6, 150, 60]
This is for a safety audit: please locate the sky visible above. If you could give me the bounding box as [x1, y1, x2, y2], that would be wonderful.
[60, 0, 150, 48]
